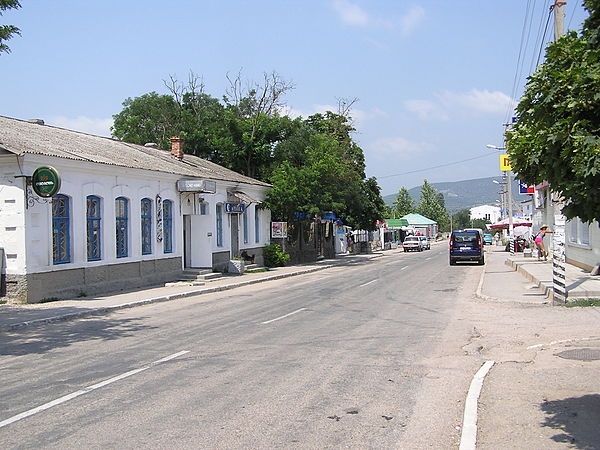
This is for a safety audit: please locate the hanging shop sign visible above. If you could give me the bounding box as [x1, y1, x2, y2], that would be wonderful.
[31, 166, 61, 197]
[224, 202, 246, 213]
[271, 221, 288, 238]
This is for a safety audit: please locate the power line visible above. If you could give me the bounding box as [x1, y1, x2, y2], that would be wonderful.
[377, 153, 495, 180]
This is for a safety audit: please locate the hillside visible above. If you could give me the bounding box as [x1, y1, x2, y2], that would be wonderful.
[383, 176, 529, 213]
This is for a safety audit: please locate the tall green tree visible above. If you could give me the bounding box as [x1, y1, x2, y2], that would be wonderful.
[0, 0, 21, 54]
[392, 187, 415, 217]
[417, 180, 450, 231]
[506, 0, 600, 222]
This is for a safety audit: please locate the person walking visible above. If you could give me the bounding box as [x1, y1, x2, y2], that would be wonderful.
[534, 225, 553, 261]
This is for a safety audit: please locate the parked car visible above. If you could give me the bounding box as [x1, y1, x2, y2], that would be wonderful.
[418, 236, 430, 250]
[483, 233, 493, 245]
[403, 236, 423, 252]
[449, 229, 484, 265]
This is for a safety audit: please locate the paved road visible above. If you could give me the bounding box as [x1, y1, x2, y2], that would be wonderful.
[0, 244, 480, 449]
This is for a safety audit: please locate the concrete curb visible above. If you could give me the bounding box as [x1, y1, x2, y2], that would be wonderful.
[1, 265, 334, 333]
[459, 360, 495, 450]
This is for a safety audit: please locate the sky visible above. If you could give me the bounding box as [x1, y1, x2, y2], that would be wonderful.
[1, 1, 590, 196]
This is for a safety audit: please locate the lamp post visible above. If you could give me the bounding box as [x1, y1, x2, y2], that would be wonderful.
[487, 144, 514, 253]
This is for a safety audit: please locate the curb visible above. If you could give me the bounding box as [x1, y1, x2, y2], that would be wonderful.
[1, 265, 334, 333]
[459, 360, 495, 450]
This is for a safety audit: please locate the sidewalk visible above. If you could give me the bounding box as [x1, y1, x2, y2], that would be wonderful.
[479, 245, 600, 302]
[475, 246, 600, 449]
[0, 252, 383, 332]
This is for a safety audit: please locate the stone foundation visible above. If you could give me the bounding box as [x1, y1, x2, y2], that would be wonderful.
[2, 257, 182, 304]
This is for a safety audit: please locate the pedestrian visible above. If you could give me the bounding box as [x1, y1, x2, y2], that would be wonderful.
[495, 234, 501, 246]
[533, 225, 553, 261]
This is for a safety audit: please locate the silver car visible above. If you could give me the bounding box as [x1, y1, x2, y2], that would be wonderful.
[418, 236, 430, 250]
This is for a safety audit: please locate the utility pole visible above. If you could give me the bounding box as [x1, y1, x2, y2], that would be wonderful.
[552, 1, 568, 303]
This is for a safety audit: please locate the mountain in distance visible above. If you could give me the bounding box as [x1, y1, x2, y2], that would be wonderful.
[383, 176, 530, 214]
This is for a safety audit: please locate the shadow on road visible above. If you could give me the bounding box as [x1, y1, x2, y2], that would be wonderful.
[0, 316, 157, 356]
[541, 394, 600, 449]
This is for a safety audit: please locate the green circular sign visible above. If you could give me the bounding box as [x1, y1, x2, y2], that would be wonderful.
[32, 166, 61, 197]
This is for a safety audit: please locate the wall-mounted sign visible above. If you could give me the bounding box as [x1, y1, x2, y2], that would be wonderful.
[500, 154, 512, 171]
[271, 221, 288, 238]
[31, 166, 61, 197]
[225, 202, 246, 213]
[177, 179, 216, 193]
[518, 180, 534, 195]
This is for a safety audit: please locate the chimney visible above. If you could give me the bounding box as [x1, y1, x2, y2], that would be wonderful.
[170, 136, 184, 160]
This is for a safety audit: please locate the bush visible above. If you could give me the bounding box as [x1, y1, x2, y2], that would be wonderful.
[263, 243, 290, 268]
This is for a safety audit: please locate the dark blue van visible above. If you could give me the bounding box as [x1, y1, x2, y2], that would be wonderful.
[449, 229, 484, 265]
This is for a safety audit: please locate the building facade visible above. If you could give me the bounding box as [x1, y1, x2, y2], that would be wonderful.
[0, 116, 271, 303]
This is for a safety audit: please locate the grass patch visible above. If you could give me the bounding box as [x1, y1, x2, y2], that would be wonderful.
[245, 268, 269, 274]
[565, 299, 600, 307]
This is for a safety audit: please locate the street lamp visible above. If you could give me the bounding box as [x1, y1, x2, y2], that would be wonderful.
[486, 144, 514, 247]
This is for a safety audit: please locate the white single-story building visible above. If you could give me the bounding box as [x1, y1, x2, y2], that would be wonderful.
[532, 182, 599, 273]
[0, 116, 271, 303]
[469, 204, 501, 224]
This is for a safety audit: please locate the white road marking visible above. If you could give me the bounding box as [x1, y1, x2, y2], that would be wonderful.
[0, 350, 190, 429]
[400, 266, 408, 271]
[359, 279, 377, 287]
[425, 257, 432, 261]
[527, 336, 600, 350]
[459, 360, 495, 450]
[261, 308, 307, 324]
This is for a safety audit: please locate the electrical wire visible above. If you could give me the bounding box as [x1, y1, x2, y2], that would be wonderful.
[377, 153, 496, 180]
[536, 4, 555, 67]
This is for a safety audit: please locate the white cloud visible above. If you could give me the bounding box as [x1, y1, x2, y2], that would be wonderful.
[438, 89, 513, 114]
[280, 104, 387, 126]
[400, 6, 425, 36]
[403, 99, 448, 121]
[331, 2, 425, 36]
[404, 89, 514, 120]
[371, 136, 433, 158]
[332, 0, 370, 27]
[49, 116, 113, 137]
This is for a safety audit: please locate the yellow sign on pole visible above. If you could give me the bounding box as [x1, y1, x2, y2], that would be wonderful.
[500, 154, 512, 171]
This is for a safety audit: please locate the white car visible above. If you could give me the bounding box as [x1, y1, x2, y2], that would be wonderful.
[402, 236, 423, 252]
[418, 236, 430, 250]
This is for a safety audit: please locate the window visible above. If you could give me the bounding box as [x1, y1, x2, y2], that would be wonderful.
[115, 197, 129, 258]
[52, 194, 70, 264]
[216, 203, 223, 247]
[255, 206, 260, 243]
[243, 208, 249, 244]
[163, 199, 173, 253]
[569, 218, 591, 246]
[141, 198, 152, 255]
[87, 196, 101, 261]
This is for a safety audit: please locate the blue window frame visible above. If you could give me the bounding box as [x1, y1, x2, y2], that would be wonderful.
[115, 197, 129, 258]
[163, 199, 173, 254]
[141, 198, 152, 255]
[254, 206, 260, 243]
[86, 195, 101, 261]
[52, 194, 71, 264]
[243, 208, 249, 244]
[216, 203, 223, 247]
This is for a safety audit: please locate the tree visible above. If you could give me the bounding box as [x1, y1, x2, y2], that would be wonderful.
[506, 0, 600, 222]
[111, 92, 181, 149]
[0, 0, 21, 54]
[452, 209, 471, 230]
[392, 187, 415, 218]
[417, 180, 450, 231]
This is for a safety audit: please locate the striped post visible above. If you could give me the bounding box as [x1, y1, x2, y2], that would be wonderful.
[552, 215, 567, 303]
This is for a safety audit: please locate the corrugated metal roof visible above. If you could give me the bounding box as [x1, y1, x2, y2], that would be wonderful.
[0, 116, 270, 187]
[401, 213, 437, 225]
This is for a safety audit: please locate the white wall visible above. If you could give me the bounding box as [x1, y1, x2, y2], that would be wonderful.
[470, 205, 501, 223]
[3, 156, 181, 275]
[0, 161, 27, 275]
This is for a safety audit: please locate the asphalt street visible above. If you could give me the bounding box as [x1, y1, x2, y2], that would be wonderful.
[0, 245, 482, 449]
